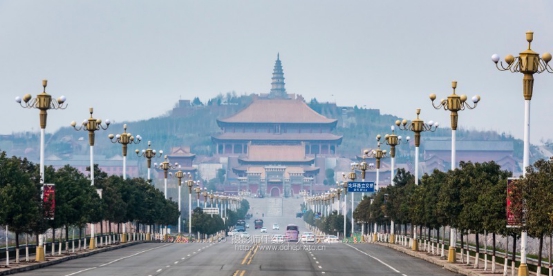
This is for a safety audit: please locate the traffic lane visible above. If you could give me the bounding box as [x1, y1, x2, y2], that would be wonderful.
[235, 241, 319, 276]
[347, 243, 460, 276]
[12, 242, 214, 276]
[158, 239, 246, 276]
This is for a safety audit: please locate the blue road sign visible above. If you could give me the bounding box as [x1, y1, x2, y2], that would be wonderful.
[347, 181, 375, 192]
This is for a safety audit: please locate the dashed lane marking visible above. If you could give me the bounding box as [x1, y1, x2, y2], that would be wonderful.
[345, 244, 401, 274]
[156, 269, 162, 273]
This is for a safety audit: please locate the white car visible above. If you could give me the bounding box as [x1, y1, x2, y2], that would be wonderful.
[239, 232, 250, 239]
[323, 235, 340, 243]
[272, 223, 279, 230]
[301, 232, 315, 243]
[245, 223, 250, 228]
[271, 234, 285, 243]
[260, 227, 267, 233]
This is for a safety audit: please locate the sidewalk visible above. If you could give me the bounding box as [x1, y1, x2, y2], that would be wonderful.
[0, 241, 143, 276]
[374, 239, 526, 276]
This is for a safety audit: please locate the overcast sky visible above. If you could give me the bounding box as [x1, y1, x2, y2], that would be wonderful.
[2, 0, 553, 144]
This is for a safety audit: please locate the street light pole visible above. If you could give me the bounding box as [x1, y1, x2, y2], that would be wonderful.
[430, 82, 479, 263]
[136, 141, 163, 240]
[371, 135, 387, 240]
[174, 168, 184, 234]
[108, 126, 141, 242]
[16, 80, 67, 262]
[492, 31, 553, 276]
[346, 167, 357, 236]
[397, 108, 438, 251]
[385, 126, 405, 244]
[71, 108, 111, 250]
[154, 155, 178, 239]
[186, 174, 195, 237]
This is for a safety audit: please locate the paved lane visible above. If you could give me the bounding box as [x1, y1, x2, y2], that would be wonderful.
[12, 215, 459, 276]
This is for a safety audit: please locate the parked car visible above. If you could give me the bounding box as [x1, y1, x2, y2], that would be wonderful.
[296, 212, 303, 218]
[323, 235, 340, 243]
[301, 232, 315, 243]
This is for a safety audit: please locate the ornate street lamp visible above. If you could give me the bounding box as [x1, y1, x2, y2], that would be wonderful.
[108, 124, 141, 243]
[186, 174, 196, 236]
[16, 79, 67, 262]
[384, 127, 406, 245]
[372, 135, 388, 191]
[173, 168, 184, 234]
[396, 109, 437, 183]
[430, 82, 479, 263]
[108, 124, 142, 179]
[347, 167, 357, 235]
[154, 155, 178, 200]
[134, 141, 163, 240]
[397, 108, 437, 251]
[135, 141, 163, 184]
[202, 188, 208, 208]
[71, 107, 111, 250]
[195, 187, 202, 208]
[492, 31, 552, 276]
[154, 155, 178, 239]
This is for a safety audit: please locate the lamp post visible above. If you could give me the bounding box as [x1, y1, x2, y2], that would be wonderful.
[352, 151, 370, 235]
[341, 175, 349, 239]
[135, 141, 162, 240]
[492, 31, 552, 276]
[397, 108, 438, 251]
[195, 187, 202, 208]
[108, 124, 142, 179]
[174, 168, 184, 234]
[135, 141, 163, 184]
[108, 124, 141, 243]
[16, 80, 67, 262]
[430, 82, 479, 263]
[154, 155, 178, 239]
[186, 174, 195, 237]
[346, 166, 357, 235]
[71, 107, 111, 250]
[202, 188, 208, 208]
[371, 135, 387, 239]
[385, 126, 406, 244]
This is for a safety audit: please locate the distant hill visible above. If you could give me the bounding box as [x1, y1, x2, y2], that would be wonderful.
[2, 93, 546, 167]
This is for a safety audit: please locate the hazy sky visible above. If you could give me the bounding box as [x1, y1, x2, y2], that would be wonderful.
[2, 1, 553, 144]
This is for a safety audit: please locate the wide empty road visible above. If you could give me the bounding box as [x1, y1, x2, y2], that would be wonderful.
[14, 216, 457, 276]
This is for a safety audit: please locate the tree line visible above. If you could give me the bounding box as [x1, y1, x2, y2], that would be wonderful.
[353, 159, 553, 269]
[0, 150, 179, 256]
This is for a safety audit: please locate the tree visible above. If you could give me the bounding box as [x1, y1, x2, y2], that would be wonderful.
[192, 97, 203, 106]
[325, 169, 335, 186]
[0, 153, 42, 261]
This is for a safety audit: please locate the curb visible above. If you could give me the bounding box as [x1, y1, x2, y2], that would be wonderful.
[0, 241, 143, 276]
[375, 242, 499, 276]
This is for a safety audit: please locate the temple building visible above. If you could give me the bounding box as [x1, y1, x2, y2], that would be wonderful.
[212, 54, 343, 197]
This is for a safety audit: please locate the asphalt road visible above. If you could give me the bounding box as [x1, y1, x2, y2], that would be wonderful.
[13, 216, 459, 276]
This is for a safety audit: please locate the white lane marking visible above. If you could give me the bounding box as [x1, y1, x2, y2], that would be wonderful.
[174, 261, 178, 264]
[187, 254, 191, 256]
[182, 257, 185, 260]
[322, 272, 325, 274]
[345, 244, 401, 273]
[318, 266, 322, 269]
[316, 261, 319, 264]
[166, 265, 170, 268]
[156, 269, 162, 272]
[67, 267, 97, 276]
[313, 257, 316, 260]
[67, 244, 170, 275]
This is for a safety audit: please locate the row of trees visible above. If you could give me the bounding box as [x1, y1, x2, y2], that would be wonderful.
[354, 159, 553, 268]
[0, 151, 179, 253]
[303, 209, 351, 237]
[191, 199, 250, 236]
